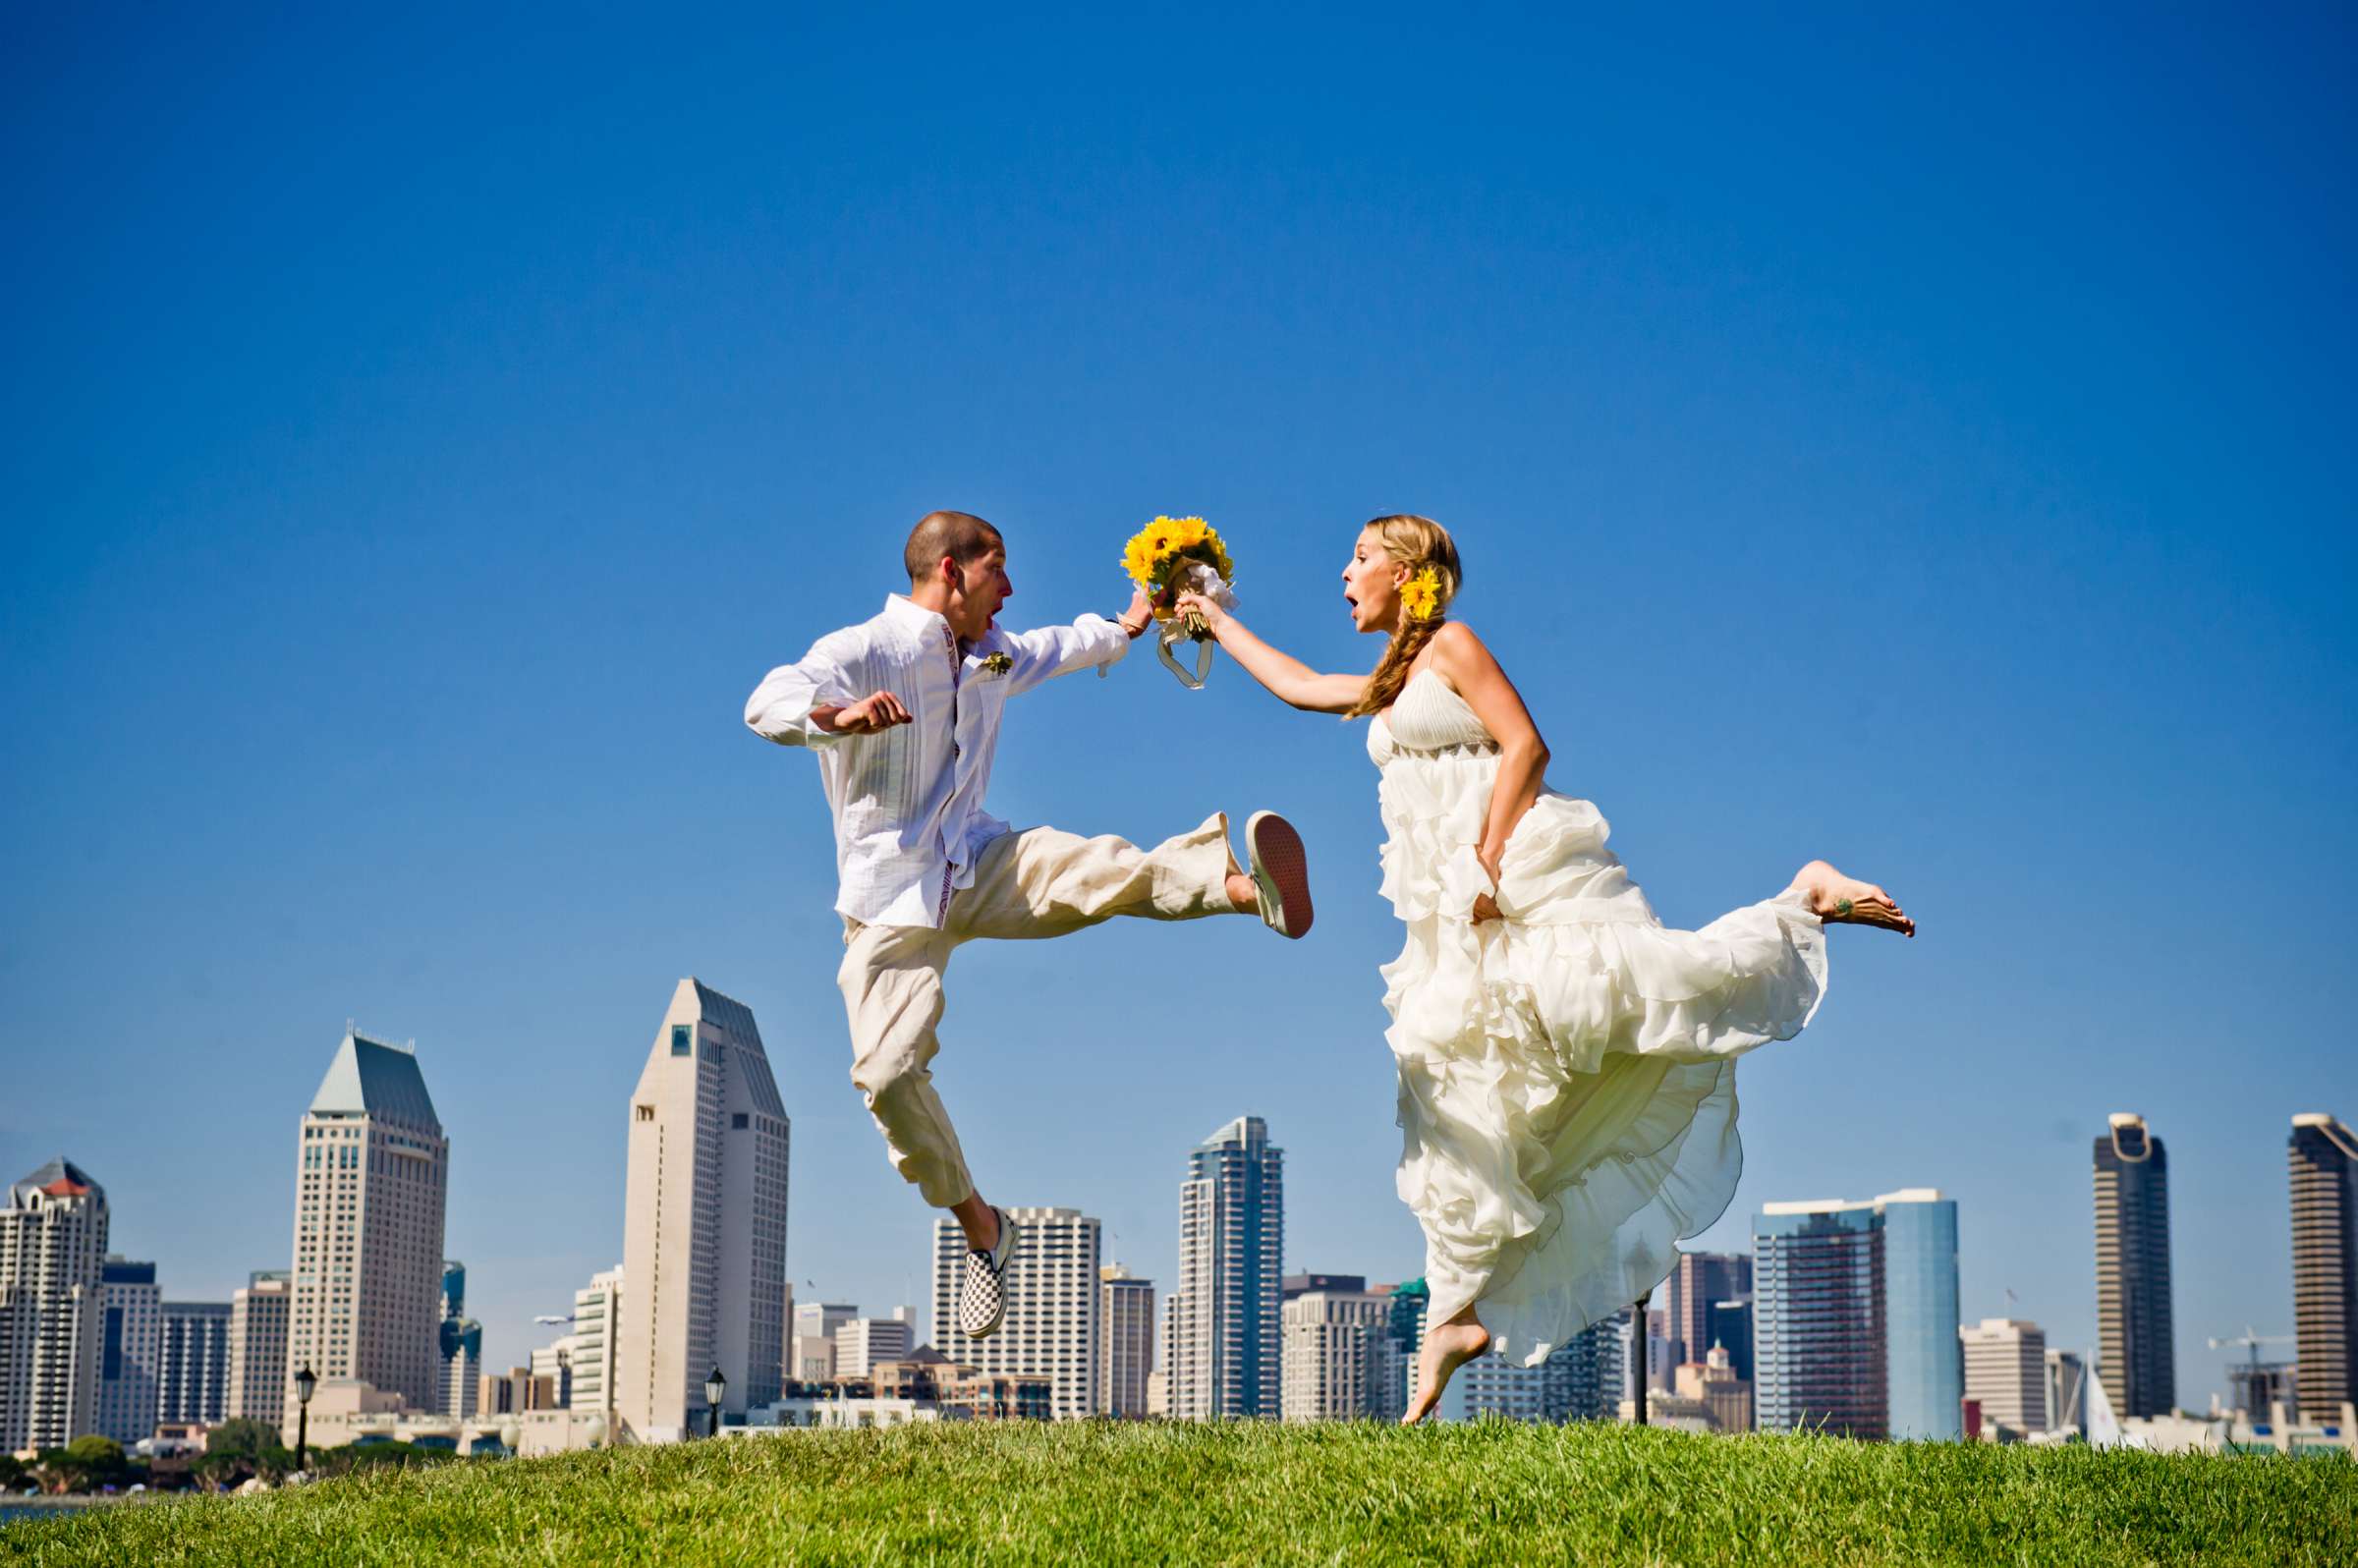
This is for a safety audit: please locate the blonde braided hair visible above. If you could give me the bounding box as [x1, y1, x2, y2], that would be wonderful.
[1343, 514, 1462, 718]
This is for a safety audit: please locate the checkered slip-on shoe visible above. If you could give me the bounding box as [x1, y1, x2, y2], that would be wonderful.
[1246, 810, 1313, 939]
[958, 1206, 1021, 1339]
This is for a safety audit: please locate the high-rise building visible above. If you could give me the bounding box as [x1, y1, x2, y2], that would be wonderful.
[1544, 1310, 1629, 1424]
[0, 1159, 109, 1453]
[1662, 1253, 1751, 1371]
[835, 1311, 914, 1379]
[1677, 1341, 1755, 1432]
[618, 980, 792, 1441]
[531, 1336, 580, 1407]
[158, 1303, 231, 1424]
[284, 1029, 451, 1443]
[1755, 1190, 1961, 1441]
[794, 1302, 859, 1343]
[2094, 1112, 2175, 1419]
[1881, 1192, 1962, 1439]
[2045, 1348, 2087, 1434]
[930, 1208, 1100, 1420]
[569, 1265, 623, 1420]
[1166, 1116, 1283, 1420]
[1383, 1278, 1431, 1416]
[2288, 1112, 2357, 1425]
[1960, 1318, 2047, 1436]
[1710, 1296, 1756, 1382]
[226, 1271, 292, 1427]
[1279, 1285, 1390, 1421]
[96, 1257, 162, 1444]
[438, 1260, 482, 1419]
[1436, 1311, 1630, 1424]
[1444, 1351, 1551, 1422]
[1099, 1265, 1155, 1419]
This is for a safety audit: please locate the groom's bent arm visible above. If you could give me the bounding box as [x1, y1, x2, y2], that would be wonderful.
[745, 628, 867, 748]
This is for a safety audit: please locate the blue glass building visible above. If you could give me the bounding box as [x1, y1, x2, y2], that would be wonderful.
[1881, 1194, 1963, 1439]
[1754, 1189, 1960, 1441]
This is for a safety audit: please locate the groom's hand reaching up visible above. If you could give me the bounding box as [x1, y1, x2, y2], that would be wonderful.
[814, 692, 913, 735]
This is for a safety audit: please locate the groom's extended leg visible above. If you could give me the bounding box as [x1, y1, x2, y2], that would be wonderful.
[947, 812, 1250, 941]
[837, 921, 977, 1209]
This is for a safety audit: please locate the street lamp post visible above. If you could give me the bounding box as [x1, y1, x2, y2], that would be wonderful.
[294, 1364, 318, 1471]
[1630, 1290, 1652, 1428]
[704, 1368, 727, 1439]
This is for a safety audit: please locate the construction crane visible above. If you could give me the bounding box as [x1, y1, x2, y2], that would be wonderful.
[2207, 1325, 2294, 1366]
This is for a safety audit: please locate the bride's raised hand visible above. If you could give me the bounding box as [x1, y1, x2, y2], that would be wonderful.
[1173, 591, 1231, 637]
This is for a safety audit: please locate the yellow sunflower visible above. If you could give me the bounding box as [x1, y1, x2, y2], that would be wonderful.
[1399, 566, 1442, 623]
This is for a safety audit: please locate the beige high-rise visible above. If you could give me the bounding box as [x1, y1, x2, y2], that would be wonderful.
[226, 1271, 292, 1426]
[1, 1158, 110, 1452]
[1099, 1264, 1155, 1419]
[1279, 1287, 1389, 1421]
[568, 1265, 622, 1420]
[1960, 1317, 2047, 1435]
[2289, 1112, 2357, 1424]
[930, 1207, 1100, 1420]
[283, 1033, 449, 1444]
[618, 980, 790, 1441]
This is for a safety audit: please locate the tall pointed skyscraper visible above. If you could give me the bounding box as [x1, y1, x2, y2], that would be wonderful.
[1, 1158, 110, 1453]
[2093, 1112, 2174, 1419]
[2288, 1112, 2356, 1425]
[283, 1030, 449, 1440]
[1166, 1115, 1283, 1420]
[618, 980, 790, 1441]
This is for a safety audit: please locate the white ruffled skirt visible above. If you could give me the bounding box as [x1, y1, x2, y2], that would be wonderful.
[1377, 758, 1827, 1366]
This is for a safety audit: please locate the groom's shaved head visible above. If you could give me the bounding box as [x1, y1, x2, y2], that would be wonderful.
[905, 511, 1004, 582]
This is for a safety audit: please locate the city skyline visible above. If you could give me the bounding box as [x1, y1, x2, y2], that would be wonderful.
[9, 1075, 2348, 1415]
[15, 1087, 2351, 1441]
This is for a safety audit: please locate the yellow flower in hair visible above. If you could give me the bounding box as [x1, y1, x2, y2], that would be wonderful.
[1399, 566, 1442, 623]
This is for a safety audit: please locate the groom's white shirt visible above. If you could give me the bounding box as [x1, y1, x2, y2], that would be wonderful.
[746, 593, 1131, 927]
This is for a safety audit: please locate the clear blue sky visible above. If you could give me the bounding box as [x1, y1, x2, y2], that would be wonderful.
[4, 5, 2351, 1411]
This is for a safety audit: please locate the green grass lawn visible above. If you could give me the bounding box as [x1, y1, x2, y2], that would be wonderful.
[4, 1421, 2351, 1566]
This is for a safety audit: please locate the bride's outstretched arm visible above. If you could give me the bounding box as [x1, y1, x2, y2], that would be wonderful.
[1429, 623, 1549, 888]
[1173, 592, 1366, 713]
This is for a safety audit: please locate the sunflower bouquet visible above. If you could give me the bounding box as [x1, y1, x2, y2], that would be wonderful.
[1120, 515, 1237, 689]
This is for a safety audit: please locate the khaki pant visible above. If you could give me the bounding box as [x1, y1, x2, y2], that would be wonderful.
[838, 813, 1240, 1207]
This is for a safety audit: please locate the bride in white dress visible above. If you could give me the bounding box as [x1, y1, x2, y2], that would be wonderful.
[1177, 514, 1913, 1423]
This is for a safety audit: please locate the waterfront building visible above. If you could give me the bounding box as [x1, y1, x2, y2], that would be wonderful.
[2094, 1113, 2175, 1419]
[439, 1260, 483, 1419]
[2045, 1347, 2087, 1434]
[1166, 1116, 1283, 1420]
[226, 1271, 292, 1427]
[568, 1265, 622, 1419]
[835, 1310, 915, 1379]
[1960, 1317, 2047, 1436]
[1279, 1285, 1389, 1421]
[930, 1207, 1100, 1419]
[95, 1256, 161, 1443]
[1099, 1264, 1155, 1418]
[1754, 1189, 1961, 1440]
[158, 1301, 231, 1423]
[284, 1029, 451, 1444]
[618, 980, 791, 1441]
[2288, 1112, 2356, 1425]
[0, 1159, 109, 1452]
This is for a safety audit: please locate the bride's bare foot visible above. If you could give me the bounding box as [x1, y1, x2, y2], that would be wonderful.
[1792, 860, 1915, 937]
[1401, 1314, 1491, 1425]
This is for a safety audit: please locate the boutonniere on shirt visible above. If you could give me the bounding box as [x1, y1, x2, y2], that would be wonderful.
[979, 651, 1013, 677]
